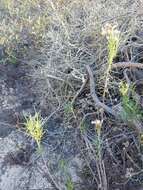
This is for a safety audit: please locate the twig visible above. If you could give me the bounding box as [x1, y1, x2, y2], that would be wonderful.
[37, 157, 63, 190]
[85, 65, 116, 116]
[71, 77, 88, 106]
[112, 62, 143, 69]
[123, 69, 131, 86]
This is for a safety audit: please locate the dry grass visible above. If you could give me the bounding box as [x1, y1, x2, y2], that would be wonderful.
[30, 1, 143, 189]
[23, 1, 143, 130]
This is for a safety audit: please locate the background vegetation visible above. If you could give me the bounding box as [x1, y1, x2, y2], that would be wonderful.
[0, 0, 143, 190]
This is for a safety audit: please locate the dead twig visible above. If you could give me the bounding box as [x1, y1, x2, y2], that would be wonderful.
[112, 62, 143, 69]
[71, 76, 89, 106]
[85, 65, 116, 117]
[123, 69, 131, 86]
[37, 157, 63, 190]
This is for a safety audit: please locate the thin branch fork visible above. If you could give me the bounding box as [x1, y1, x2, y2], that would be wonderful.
[85, 65, 116, 117]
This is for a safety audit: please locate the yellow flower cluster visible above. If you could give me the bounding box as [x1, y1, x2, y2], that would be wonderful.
[24, 113, 44, 149]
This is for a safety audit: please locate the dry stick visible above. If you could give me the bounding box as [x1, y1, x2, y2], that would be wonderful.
[85, 65, 116, 117]
[123, 69, 131, 86]
[124, 148, 141, 170]
[83, 134, 108, 190]
[112, 62, 143, 69]
[39, 157, 63, 190]
[71, 77, 88, 106]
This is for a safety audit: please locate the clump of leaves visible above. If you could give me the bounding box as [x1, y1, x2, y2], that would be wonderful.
[63, 101, 75, 121]
[64, 102, 74, 115]
[24, 113, 44, 149]
[119, 82, 143, 121]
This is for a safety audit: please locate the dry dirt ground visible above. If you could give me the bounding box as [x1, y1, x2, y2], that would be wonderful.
[0, 58, 85, 190]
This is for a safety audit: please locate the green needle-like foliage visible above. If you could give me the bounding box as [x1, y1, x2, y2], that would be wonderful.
[24, 113, 44, 149]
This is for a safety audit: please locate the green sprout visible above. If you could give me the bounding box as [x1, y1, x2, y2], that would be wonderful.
[66, 177, 74, 190]
[59, 159, 74, 190]
[119, 82, 143, 121]
[92, 120, 102, 159]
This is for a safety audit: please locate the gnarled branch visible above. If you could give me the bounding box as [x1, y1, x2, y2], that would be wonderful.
[86, 65, 116, 116]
